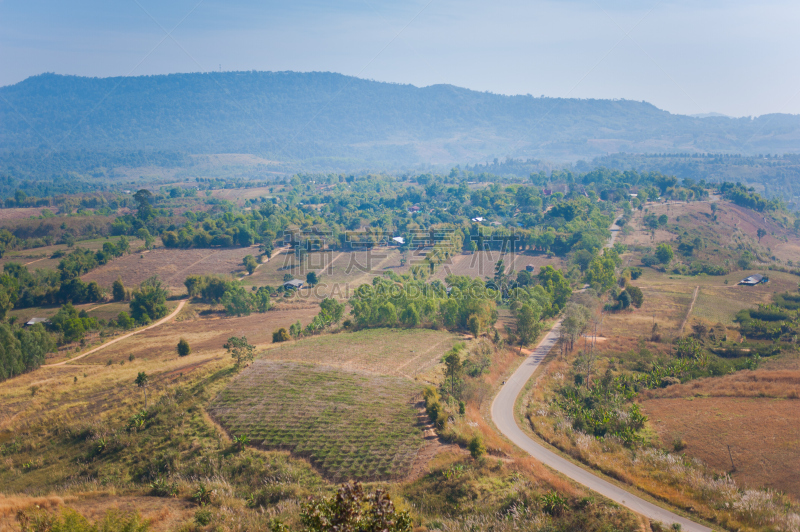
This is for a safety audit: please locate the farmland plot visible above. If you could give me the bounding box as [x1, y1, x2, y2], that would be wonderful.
[262, 328, 461, 377]
[208, 361, 424, 481]
[82, 245, 260, 292]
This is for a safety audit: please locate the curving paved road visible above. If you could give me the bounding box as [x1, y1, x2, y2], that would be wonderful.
[491, 322, 711, 530]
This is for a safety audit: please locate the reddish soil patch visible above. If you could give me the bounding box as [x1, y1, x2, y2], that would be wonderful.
[642, 396, 800, 497]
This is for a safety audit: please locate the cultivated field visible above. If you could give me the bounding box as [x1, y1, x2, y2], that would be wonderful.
[261, 328, 462, 378]
[642, 395, 800, 497]
[245, 247, 409, 296]
[208, 361, 424, 481]
[82, 245, 261, 293]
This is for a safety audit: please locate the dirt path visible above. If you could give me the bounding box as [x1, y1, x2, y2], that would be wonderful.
[44, 300, 187, 367]
[679, 286, 700, 335]
[24, 257, 48, 266]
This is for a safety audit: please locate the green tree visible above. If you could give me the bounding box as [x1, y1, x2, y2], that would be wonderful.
[655, 243, 674, 264]
[306, 271, 319, 286]
[221, 286, 254, 316]
[516, 304, 541, 346]
[584, 255, 616, 293]
[135, 371, 149, 408]
[177, 338, 191, 357]
[224, 336, 256, 369]
[62, 318, 86, 343]
[538, 266, 572, 310]
[253, 287, 271, 313]
[133, 189, 154, 221]
[757, 228, 767, 242]
[112, 277, 126, 302]
[137, 227, 154, 249]
[289, 320, 302, 339]
[319, 297, 345, 325]
[130, 276, 168, 324]
[400, 303, 420, 327]
[0, 275, 19, 320]
[443, 347, 463, 397]
[243, 255, 258, 275]
[116, 311, 135, 329]
[625, 285, 644, 308]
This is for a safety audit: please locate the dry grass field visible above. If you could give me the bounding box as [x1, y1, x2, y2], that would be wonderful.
[621, 199, 800, 265]
[642, 396, 800, 497]
[75, 303, 320, 366]
[261, 328, 461, 378]
[430, 250, 564, 282]
[82, 245, 261, 293]
[0, 237, 147, 272]
[208, 361, 425, 482]
[602, 265, 800, 339]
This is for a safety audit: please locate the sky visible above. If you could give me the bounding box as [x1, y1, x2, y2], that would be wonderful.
[1, 0, 799, 117]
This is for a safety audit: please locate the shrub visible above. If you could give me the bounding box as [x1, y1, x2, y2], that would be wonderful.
[176, 338, 191, 357]
[192, 483, 214, 506]
[540, 491, 569, 516]
[300, 482, 412, 532]
[272, 328, 290, 343]
[468, 436, 486, 459]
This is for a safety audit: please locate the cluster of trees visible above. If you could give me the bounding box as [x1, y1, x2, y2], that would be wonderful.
[348, 275, 497, 337]
[0, 322, 56, 382]
[184, 274, 271, 316]
[274, 298, 347, 342]
[721, 182, 779, 212]
[49, 303, 100, 343]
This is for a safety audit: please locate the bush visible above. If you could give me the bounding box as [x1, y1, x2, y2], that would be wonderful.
[272, 328, 290, 342]
[468, 436, 486, 459]
[176, 338, 190, 357]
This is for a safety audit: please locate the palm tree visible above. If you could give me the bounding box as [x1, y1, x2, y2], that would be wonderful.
[135, 371, 149, 408]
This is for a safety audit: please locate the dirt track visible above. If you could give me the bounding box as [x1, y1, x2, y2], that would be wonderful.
[44, 300, 187, 367]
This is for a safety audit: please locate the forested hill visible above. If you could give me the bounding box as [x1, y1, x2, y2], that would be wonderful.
[2, 71, 800, 165]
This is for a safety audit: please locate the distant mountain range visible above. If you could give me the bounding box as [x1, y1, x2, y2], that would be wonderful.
[1, 71, 799, 167]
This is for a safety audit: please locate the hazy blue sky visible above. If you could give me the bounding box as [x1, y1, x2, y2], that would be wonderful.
[2, 0, 799, 117]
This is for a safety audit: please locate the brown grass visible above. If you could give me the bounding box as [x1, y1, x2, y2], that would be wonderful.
[642, 369, 800, 400]
[0, 493, 67, 517]
[76, 304, 320, 365]
[260, 328, 461, 378]
[82, 245, 262, 293]
[641, 396, 800, 497]
[430, 250, 564, 282]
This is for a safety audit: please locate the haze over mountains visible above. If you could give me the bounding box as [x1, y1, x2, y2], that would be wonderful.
[2, 71, 800, 168]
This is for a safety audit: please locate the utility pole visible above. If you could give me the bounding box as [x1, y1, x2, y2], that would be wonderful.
[727, 445, 736, 472]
